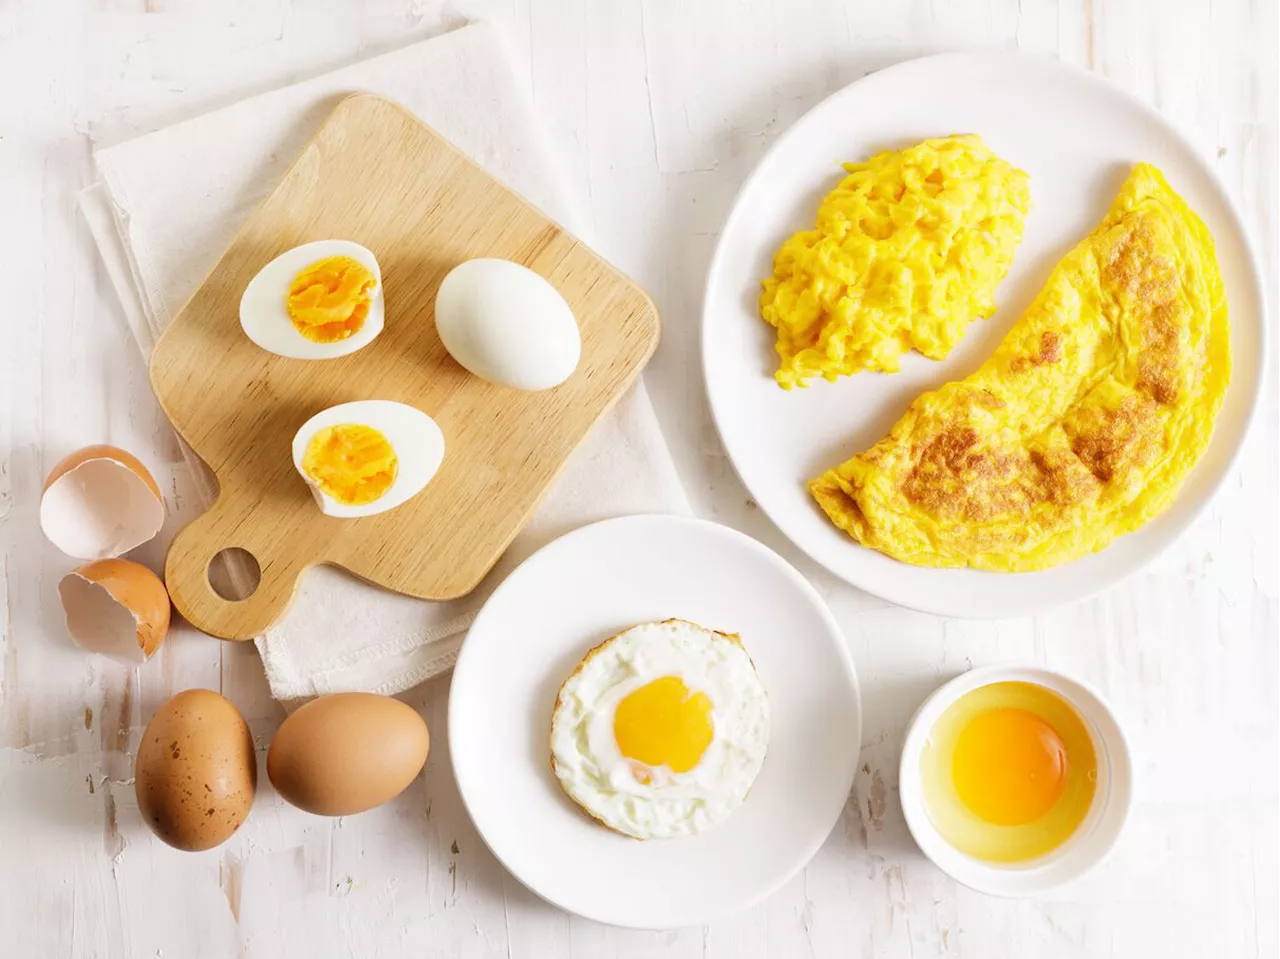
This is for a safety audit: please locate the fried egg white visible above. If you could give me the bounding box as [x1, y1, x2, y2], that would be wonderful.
[549, 619, 770, 840]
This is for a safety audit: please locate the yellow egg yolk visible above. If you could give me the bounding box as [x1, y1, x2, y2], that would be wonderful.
[287, 256, 376, 343]
[301, 424, 398, 505]
[613, 676, 714, 776]
[951, 707, 1068, 826]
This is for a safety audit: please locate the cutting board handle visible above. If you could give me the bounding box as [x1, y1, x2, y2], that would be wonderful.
[163, 492, 304, 641]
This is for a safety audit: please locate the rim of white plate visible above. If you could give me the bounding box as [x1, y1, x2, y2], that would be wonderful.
[701, 50, 1268, 619]
[447, 514, 862, 929]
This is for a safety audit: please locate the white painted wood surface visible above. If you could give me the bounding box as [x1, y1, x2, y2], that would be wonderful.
[1, 1, 1275, 955]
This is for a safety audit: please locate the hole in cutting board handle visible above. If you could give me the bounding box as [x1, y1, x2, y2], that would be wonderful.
[208, 547, 262, 601]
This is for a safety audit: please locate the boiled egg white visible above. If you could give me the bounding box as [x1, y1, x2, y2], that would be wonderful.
[435, 258, 581, 391]
[240, 240, 384, 360]
[291, 400, 444, 518]
[550, 619, 770, 840]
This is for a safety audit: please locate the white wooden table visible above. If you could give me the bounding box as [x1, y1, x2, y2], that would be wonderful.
[2, 1, 1275, 956]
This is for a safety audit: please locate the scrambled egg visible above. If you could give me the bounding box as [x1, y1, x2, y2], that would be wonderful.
[810, 163, 1231, 571]
[760, 135, 1031, 388]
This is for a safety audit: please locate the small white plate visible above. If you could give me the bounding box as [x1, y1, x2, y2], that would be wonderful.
[898, 664, 1134, 896]
[449, 515, 862, 929]
[703, 52, 1267, 618]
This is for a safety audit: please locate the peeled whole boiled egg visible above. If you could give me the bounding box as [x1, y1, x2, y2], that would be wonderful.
[240, 240, 384, 360]
[41, 444, 166, 560]
[435, 258, 581, 391]
[58, 558, 171, 663]
[291, 400, 444, 518]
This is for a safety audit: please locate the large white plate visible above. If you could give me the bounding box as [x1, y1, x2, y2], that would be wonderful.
[449, 515, 862, 929]
[703, 52, 1267, 618]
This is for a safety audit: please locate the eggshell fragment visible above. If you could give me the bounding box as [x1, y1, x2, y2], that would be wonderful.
[41, 445, 165, 559]
[135, 690, 257, 852]
[58, 559, 171, 663]
[267, 692, 429, 816]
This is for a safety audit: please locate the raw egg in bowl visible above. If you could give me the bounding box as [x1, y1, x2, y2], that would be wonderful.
[899, 664, 1132, 896]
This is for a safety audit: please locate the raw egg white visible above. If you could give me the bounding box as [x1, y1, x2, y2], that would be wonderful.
[435, 258, 581, 391]
[550, 619, 770, 840]
[240, 240, 384, 360]
[920, 681, 1098, 863]
[291, 400, 444, 518]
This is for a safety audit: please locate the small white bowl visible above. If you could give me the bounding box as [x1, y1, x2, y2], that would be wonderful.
[899, 664, 1134, 897]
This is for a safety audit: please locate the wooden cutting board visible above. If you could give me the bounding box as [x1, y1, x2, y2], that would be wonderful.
[150, 94, 660, 641]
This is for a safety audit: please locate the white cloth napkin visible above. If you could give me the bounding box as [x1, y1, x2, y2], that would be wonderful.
[80, 22, 689, 702]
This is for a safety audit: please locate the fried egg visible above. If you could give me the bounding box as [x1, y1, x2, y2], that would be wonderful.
[810, 163, 1232, 570]
[920, 682, 1097, 863]
[240, 240, 385, 360]
[760, 135, 1030, 387]
[291, 400, 443, 518]
[549, 619, 770, 840]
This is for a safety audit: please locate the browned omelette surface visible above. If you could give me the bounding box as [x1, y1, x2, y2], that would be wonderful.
[810, 163, 1232, 571]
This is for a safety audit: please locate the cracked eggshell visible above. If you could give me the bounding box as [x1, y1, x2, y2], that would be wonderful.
[58, 559, 171, 664]
[41, 445, 165, 559]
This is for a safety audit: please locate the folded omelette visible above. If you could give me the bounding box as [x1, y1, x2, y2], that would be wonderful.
[810, 163, 1231, 571]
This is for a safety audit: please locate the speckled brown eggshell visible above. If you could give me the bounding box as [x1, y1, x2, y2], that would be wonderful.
[267, 692, 429, 816]
[135, 689, 257, 851]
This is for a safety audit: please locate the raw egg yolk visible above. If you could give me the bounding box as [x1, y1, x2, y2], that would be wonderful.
[951, 707, 1068, 826]
[302, 424, 398, 505]
[614, 676, 714, 775]
[287, 256, 376, 343]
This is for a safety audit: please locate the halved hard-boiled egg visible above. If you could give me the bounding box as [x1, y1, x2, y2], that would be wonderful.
[41, 445, 166, 560]
[291, 400, 444, 518]
[59, 558, 171, 663]
[550, 619, 770, 840]
[241, 240, 384, 360]
[920, 681, 1098, 863]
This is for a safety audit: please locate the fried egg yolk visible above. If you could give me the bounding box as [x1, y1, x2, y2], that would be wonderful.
[287, 256, 376, 343]
[301, 424, 398, 505]
[613, 676, 714, 777]
[952, 708, 1068, 826]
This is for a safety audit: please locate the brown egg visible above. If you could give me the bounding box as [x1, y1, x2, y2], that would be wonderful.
[267, 692, 429, 816]
[135, 690, 257, 851]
